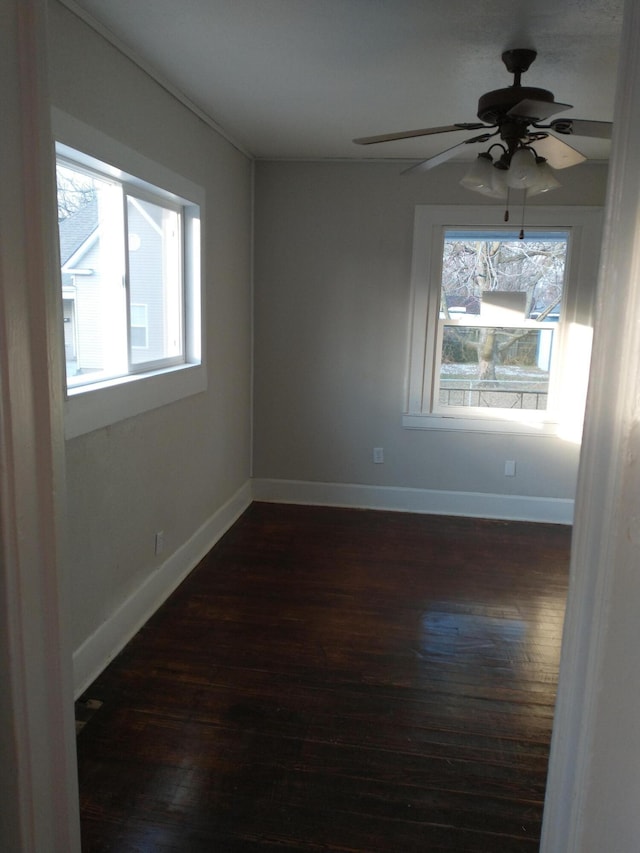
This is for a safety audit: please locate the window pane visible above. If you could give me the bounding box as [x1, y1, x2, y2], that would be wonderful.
[438, 325, 554, 411]
[57, 163, 126, 386]
[437, 230, 568, 412]
[127, 196, 183, 366]
[441, 230, 568, 321]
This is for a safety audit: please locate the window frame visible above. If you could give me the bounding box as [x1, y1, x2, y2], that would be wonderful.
[52, 109, 206, 439]
[403, 205, 603, 436]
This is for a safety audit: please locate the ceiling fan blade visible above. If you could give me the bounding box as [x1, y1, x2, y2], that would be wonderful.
[401, 133, 494, 174]
[508, 98, 572, 122]
[548, 118, 613, 139]
[353, 123, 487, 145]
[532, 134, 587, 169]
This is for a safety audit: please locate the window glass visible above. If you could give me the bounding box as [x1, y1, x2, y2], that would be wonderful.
[56, 156, 189, 388]
[438, 325, 555, 410]
[441, 230, 567, 320]
[436, 230, 568, 413]
[57, 162, 124, 386]
[127, 195, 182, 366]
[129, 304, 148, 349]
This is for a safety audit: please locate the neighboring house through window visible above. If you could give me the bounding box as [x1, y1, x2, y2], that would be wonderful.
[130, 304, 149, 349]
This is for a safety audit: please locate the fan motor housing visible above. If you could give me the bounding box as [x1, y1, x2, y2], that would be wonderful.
[477, 86, 555, 124]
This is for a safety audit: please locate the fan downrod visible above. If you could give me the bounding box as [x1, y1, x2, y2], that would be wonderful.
[502, 49, 537, 85]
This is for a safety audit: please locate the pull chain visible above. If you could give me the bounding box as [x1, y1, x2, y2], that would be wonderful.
[519, 189, 528, 239]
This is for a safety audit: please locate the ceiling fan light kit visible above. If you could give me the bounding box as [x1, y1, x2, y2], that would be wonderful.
[459, 151, 495, 193]
[526, 157, 561, 197]
[460, 147, 559, 198]
[354, 48, 611, 201]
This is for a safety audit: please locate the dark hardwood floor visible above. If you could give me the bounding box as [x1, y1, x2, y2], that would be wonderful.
[76, 502, 570, 852]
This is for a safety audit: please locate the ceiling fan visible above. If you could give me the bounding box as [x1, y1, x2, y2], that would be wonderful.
[353, 49, 612, 192]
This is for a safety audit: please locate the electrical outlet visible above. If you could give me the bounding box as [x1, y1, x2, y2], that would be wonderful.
[154, 531, 164, 555]
[504, 460, 516, 477]
[373, 447, 384, 464]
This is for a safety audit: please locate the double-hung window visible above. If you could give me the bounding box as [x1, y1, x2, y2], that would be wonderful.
[53, 110, 205, 438]
[404, 205, 603, 437]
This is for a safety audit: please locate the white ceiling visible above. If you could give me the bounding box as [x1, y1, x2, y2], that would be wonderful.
[66, 0, 624, 164]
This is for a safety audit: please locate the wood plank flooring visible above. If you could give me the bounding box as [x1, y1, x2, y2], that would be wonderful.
[76, 502, 570, 852]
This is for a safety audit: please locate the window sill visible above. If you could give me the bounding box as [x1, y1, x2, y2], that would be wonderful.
[402, 412, 560, 436]
[65, 362, 206, 439]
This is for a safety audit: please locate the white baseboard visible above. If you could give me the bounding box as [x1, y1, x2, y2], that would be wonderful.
[72, 480, 252, 698]
[73, 477, 572, 697]
[252, 478, 574, 525]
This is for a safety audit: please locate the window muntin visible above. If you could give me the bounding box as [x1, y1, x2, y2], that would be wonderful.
[434, 229, 568, 414]
[57, 154, 190, 388]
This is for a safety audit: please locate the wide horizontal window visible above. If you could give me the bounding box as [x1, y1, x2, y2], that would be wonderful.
[404, 206, 603, 438]
[57, 154, 190, 387]
[53, 109, 206, 438]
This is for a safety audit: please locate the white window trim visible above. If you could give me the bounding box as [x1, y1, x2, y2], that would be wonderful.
[403, 204, 603, 437]
[52, 109, 206, 438]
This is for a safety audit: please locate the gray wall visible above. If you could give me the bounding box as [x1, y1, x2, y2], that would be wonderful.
[253, 160, 607, 499]
[48, 1, 253, 653]
[47, 0, 609, 665]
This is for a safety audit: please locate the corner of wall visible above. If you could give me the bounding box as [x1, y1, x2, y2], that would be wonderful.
[72, 480, 252, 697]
